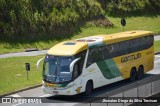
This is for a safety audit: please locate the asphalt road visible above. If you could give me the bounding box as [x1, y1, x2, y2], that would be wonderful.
[0, 50, 48, 58]
[155, 35, 160, 41]
[1, 54, 160, 106]
[0, 35, 160, 59]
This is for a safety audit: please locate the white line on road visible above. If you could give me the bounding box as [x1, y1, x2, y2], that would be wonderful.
[154, 59, 160, 63]
[155, 55, 160, 57]
[39, 94, 53, 97]
[11, 94, 21, 97]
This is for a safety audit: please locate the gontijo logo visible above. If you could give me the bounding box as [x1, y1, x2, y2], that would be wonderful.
[121, 53, 141, 63]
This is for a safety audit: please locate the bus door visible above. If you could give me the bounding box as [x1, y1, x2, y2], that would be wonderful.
[72, 51, 86, 94]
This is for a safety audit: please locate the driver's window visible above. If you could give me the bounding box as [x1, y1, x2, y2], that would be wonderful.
[73, 64, 79, 79]
[72, 50, 86, 80]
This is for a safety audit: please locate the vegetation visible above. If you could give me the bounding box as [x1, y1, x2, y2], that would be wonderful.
[0, 55, 44, 95]
[0, 16, 160, 54]
[1, 0, 160, 42]
[0, 0, 105, 41]
[99, 0, 160, 16]
[155, 41, 160, 53]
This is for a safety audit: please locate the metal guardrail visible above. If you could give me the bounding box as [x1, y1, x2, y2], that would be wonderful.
[76, 74, 160, 106]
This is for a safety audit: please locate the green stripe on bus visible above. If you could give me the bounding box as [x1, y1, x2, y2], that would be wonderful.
[97, 60, 115, 79]
[105, 59, 122, 77]
[57, 82, 70, 87]
[97, 59, 121, 79]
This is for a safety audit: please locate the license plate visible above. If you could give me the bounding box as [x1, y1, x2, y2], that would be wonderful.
[53, 91, 58, 95]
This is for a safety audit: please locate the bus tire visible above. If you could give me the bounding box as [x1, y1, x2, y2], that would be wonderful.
[85, 81, 93, 96]
[137, 66, 144, 80]
[130, 68, 137, 82]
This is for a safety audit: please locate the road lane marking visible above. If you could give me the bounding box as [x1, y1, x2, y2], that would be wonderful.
[155, 55, 160, 57]
[11, 94, 21, 97]
[154, 59, 160, 63]
[39, 94, 53, 97]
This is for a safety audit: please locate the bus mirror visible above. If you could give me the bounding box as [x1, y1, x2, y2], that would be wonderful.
[36, 57, 45, 69]
[70, 57, 81, 73]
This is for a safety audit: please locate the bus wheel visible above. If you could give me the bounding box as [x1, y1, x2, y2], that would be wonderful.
[137, 66, 144, 80]
[85, 81, 93, 96]
[130, 68, 137, 82]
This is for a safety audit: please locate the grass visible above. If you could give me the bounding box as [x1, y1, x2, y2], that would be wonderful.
[0, 16, 160, 54]
[0, 55, 44, 95]
[155, 41, 160, 53]
[109, 16, 160, 34]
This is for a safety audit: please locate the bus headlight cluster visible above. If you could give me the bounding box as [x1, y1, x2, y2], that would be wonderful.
[42, 80, 75, 90]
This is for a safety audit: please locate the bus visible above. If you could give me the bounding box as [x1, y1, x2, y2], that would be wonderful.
[41, 30, 154, 96]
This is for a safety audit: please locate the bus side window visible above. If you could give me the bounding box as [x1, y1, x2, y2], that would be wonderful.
[139, 36, 148, 50]
[119, 41, 129, 55]
[105, 45, 111, 59]
[129, 38, 139, 53]
[109, 43, 119, 58]
[146, 35, 154, 48]
[98, 46, 110, 61]
[72, 50, 86, 79]
[86, 48, 98, 67]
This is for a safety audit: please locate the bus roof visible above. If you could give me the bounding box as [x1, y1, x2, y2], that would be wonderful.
[47, 30, 152, 56]
[47, 41, 88, 56]
[102, 30, 152, 44]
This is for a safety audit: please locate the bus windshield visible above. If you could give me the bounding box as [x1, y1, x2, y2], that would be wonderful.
[43, 55, 75, 83]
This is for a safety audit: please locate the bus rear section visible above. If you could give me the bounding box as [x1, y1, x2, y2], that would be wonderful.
[110, 34, 154, 81]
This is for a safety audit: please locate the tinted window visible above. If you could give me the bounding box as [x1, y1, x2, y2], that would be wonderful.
[97, 43, 119, 61]
[146, 35, 154, 48]
[98, 46, 110, 61]
[129, 38, 140, 52]
[73, 50, 86, 79]
[139, 36, 148, 50]
[86, 35, 153, 67]
[86, 48, 98, 67]
[119, 41, 129, 55]
[109, 43, 120, 58]
[140, 35, 154, 50]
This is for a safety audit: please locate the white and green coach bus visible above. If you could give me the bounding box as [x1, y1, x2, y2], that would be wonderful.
[40, 30, 154, 96]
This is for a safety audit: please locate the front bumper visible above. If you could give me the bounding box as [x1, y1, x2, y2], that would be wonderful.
[42, 86, 74, 95]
